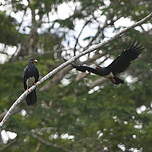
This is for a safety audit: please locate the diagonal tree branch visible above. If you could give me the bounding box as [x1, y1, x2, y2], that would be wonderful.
[73, 20, 91, 55]
[31, 133, 70, 152]
[0, 140, 17, 151]
[0, 12, 152, 128]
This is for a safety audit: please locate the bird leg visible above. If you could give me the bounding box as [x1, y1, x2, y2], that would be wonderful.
[109, 77, 116, 84]
[27, 88, 30, 93]
[26, 86, 33, 93]
[105, 72, 116, 84]
[27, 83, 36, 92]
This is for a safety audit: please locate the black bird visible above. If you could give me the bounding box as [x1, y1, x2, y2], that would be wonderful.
[23, 58, 39, 105]
[72, 42, 143, 84]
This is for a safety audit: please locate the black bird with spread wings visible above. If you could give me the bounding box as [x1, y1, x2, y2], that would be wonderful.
[72, 42, 143, 84]
[23, 58, 39, 105]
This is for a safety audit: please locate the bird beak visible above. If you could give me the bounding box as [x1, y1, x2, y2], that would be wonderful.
[34, 59, 38, 63]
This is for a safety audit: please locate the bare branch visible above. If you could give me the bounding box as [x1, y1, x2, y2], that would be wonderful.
[0, 140, 16, 151]
[39, 65, 72, 91]
[84, 16, 121, 50]
[0, 12, 152, 128]
[0, 51, 9, 56]
[31, 133, 70, 152]
[40, 52, 107, 91]
[73, 20, 91, 55]
[75, 72, 89, 81]
[89, 78, 107, 88]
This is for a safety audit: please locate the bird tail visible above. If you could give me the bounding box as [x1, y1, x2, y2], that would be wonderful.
[26, 89, 37, 105]
[124, 41, 143, 61]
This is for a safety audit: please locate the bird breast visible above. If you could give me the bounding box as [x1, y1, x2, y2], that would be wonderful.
[26, 77, 35, 88]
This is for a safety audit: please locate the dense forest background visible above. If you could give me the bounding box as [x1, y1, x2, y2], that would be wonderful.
[0, 0, 152, 151]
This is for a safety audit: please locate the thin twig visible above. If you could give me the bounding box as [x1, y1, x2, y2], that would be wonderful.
[0, 140, 16, 151]
[0, 12, 152, 128]
[0, 51, 9, 56]
[31, 133, 70, 152]
[73, 20, 91, 55]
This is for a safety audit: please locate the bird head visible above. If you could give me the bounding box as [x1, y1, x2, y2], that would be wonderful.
[29, 58, 38, 64]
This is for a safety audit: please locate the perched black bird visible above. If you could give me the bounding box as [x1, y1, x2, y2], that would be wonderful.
[72, 42, 143, 84]
[23, 58, 39, 105]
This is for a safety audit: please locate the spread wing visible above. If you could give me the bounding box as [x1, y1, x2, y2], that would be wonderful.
[106, 41, 143, 75]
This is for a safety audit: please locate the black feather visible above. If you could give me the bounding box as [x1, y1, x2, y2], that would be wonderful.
[26, 89, 37, 105]
[72, 65, 110, 76]
[113, 76, 124, 84]
[107, 41, 143, 74]
[23, 59, 39, 105]
[72, 41, 143, 85]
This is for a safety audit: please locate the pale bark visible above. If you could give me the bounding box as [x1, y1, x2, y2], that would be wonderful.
[0, 12, 152, 128]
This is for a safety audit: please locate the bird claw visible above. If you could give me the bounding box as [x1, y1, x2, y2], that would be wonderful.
[27, 89, 30, 93]
[111, 78, 116, 84]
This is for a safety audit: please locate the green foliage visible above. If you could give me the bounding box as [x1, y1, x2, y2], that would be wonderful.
[55, 19, 74, 30]
[38, 32, 62, 56]
[0, 12, 20, 46]
[0, 0, 152, 151]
